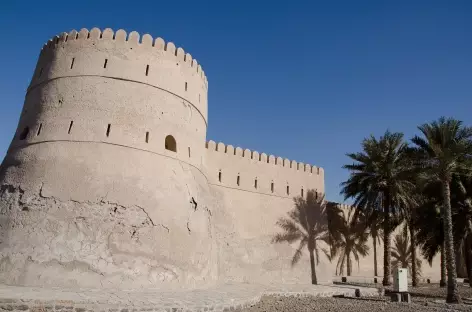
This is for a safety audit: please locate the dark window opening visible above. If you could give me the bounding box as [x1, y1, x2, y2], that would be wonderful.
[271, 182, 274, 193]
[19, 127, 29, 140]
[185, 82, 188, 91]
[218, 171, 222, 182]
[165, 135, 177, 152]
[104, 59, 108, 68]
[68, 121, 73, 134]
[254, 178, 258, 189]
[145, 131, 149, 143]
[70, 58, 75, 69]
[237, 175, 240, 186]
[106, 124, 111, 137]
[36, 123, 42, 136]
[188, 147, 191, 158]
[301, 188, 304, 197]
[286, 185, 290, 195]
[145, 64, 149, 76]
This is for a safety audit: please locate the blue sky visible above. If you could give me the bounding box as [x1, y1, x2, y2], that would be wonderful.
[1, 0, 471, 203]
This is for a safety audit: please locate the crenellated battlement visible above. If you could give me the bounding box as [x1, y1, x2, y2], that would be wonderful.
[29, 27, 208, 123]
[205, 140, 324, 198]
[37, 27, 207, 86]
[205, 140, 323, 176]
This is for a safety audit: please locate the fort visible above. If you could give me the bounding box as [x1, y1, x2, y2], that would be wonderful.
[0, 27, 330, 290]
[0, 27, 440, 291]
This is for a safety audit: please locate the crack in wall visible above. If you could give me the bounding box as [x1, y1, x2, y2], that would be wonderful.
[160, 224, 170, 233]
[135, 205, 155, 226]
[190, 197, 197, 211]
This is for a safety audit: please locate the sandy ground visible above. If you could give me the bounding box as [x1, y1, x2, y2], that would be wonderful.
[238, 284, 472, 312]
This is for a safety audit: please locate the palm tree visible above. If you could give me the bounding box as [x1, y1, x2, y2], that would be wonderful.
[330, 206, 370, 276]
[272, 190, 330, 284]
[391, 231, 422, 278]
[341, 130, 414, 286]
[411, 117, 472, 303]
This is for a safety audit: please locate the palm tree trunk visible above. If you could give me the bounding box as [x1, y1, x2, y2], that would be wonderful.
[409, 224, 418, 287]
[465, 234, 472, 288]
[440, 242, 446, 287]
[309, 248, 317, 284]
[442, 180, 461, 303]
[373, 236, 378, 277]
[347, 252, 351, 276]
[383, 193, 392, 286]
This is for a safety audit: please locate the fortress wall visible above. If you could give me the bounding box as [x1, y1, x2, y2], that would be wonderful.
[0, 29, 217, 290]
[205, 141, 333, 285]
[205, 140, 324, 198]
[330, 203, 441, 282]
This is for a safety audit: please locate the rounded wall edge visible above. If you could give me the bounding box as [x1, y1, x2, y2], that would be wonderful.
[0, 141, 218, 289]
[14, 76, 207, 171]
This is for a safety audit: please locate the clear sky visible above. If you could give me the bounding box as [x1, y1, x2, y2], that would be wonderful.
[1, 0, 471, 203]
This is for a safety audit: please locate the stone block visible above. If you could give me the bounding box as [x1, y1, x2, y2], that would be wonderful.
[390, 293, 401, 302]
[401, 293, 411, 303]
[355, 289, 361, 298]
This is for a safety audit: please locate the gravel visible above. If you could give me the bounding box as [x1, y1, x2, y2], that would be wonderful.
[237, 284, 472, 312]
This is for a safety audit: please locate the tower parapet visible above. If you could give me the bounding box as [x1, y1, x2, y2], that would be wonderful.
[13, 28, 208, 170]
[30, 28, 208, 121]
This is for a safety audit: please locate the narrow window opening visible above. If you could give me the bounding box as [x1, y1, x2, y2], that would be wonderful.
[145, 131, 149, 143]
[19, 127, 29, 140]
[315, 191, 318, 199]
[286, 185, 290, 195]
[70, 58, 75, 69]
[36, 123, 42, 136]
[106, 124, 111, 137]
[68, 121, 73, 134]
[104, 59, 108, 68]
[301, 188, 304, 197]
[188, 147, 191, 158]
[271, 182, 274, 193]
[185, 82, 188, 91]
[145, 64, 149, 76]
[199, 94, 201, 103]
[254, 178, 258, 189]
[164, 135, 177, 152]
[38, 68, 43, 77]
[218, 171, 222, 182]
[237, 175, 240, 186]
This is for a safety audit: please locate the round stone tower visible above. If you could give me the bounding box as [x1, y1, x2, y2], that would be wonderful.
[0, 28, 216, 289]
